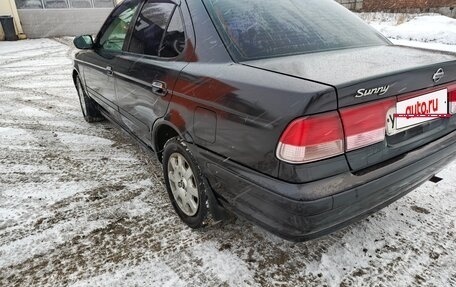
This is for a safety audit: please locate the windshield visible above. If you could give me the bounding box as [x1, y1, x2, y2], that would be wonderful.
[203, 0, 390, 61]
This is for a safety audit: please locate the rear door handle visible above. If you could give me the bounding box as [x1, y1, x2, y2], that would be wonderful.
[106, 66, 113, 76]
[152, 81, 167, 96]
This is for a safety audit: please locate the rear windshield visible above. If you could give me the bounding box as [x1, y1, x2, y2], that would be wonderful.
[202, 0, 389, 61]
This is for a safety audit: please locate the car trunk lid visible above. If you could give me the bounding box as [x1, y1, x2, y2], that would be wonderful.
[244, 45, 456, 172]
[243, 45, 456, 107]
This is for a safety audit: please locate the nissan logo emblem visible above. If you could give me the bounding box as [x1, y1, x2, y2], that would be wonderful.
[433, 68, 444, 83]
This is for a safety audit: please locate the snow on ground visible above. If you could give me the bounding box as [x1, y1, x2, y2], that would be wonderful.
[0, 14, 456, 287]
[360, 12, 456, 53]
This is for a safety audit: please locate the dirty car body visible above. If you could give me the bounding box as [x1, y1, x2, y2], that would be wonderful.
[73, 0, 456, 241]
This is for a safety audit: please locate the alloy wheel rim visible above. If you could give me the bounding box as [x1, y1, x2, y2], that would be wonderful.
[167, 153, 199, 216]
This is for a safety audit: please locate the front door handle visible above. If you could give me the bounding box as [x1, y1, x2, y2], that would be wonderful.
[106, 66, 113, 76]
[152, 81, 167, 96]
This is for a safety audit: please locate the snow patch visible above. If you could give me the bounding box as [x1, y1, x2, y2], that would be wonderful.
[2, 181, 99, 204]
[58, 132, 114, 148]
[0, 218, 108, 269]
[360, 13, 456, 45]
[13, 107, 54, 118]
[191, 242, 259, 286]
[0, 127, 35, 141]
[69, 260, 185, 287]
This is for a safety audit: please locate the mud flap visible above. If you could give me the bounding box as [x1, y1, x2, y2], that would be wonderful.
[203, 177, 231, 223]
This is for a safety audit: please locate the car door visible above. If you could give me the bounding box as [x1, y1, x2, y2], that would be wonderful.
[82, 0, 141, 117]
[114, 0, 188, 145]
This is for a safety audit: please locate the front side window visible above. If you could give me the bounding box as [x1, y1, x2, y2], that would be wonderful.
[203, 0, 389, 61]
[128, 1, 184, 57]
[98, 0, 140, 52]
[159, 8, 185, 58]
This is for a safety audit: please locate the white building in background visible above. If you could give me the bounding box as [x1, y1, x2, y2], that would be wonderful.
[15, 0, 115, 9]
[0, 0, 123, 40]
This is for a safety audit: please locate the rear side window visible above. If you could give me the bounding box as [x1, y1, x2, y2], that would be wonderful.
[128, 1, 185, 57]
[159, 9, 185, 58]
[203, 0, 389, 61]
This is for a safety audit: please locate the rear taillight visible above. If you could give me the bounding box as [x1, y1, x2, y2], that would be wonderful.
[340, 98, 395, 151]
[276, 112, 344, 164]
[449, 85, 456, 114]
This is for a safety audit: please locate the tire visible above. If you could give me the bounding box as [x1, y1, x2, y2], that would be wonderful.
[75, 76, 104, 123]
[163, 137, 208, 228]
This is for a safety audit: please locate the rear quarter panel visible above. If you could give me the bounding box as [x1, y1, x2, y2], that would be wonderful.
[169, 63, 338, 177]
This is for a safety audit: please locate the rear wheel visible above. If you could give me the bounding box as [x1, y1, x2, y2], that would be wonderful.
[163, 137, 208, 228]
[75, 77, 104, 123]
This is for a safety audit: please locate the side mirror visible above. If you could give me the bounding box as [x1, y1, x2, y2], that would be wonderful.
[74, 35, 94, 50]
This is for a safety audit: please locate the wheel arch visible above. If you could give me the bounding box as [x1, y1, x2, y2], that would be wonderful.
[152, 119, 194, 162]
[72, 68, 79, 86]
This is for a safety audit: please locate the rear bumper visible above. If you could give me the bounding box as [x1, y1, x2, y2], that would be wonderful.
[196, 130, 456, 242]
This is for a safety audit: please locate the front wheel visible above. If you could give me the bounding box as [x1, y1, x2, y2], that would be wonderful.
[75, 77, 104, 123]
[163, 137, 208, 228]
